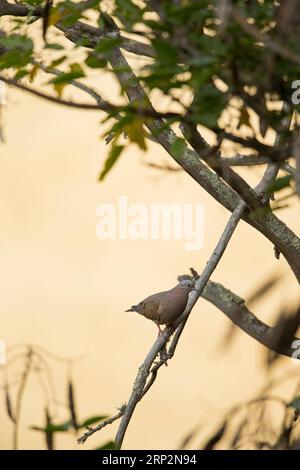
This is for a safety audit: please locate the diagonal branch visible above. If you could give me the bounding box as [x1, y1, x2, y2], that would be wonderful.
[202, 280, 300, 357]
[231, 7, 300, 66]
[32, 60, 108, 107]
[179, 121, 262, 209]
[77, 409, 124, 445]
[77, 272, 300, 447]
[114, 201, 247, 449]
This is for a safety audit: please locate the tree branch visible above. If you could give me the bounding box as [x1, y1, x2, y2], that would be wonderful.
[32, 60, 109, 107]
[0, 74, 184, 119]
[179, 121, 262, 209]
[0, 0, 155, 58]
[76, 199, 247, 448]
[221, 132, 290, 161]
[113, 200, 246, 449]
[231, 6, 300, 66]
[77, 409, 124, 445]
[201, 281, 300, 357]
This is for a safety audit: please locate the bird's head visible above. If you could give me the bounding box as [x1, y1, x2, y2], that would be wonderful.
[178, 279, 195, 293]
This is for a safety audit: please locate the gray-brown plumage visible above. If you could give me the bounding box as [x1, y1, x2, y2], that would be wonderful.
[125, 280, 195, 331]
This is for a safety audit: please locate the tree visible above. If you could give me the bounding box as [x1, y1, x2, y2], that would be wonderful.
[0, 0, 299, 449]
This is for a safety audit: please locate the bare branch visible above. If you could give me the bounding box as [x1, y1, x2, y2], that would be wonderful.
[77, 198, 247, 447]
[142, 160, 182, 172]
[77, 409, 124, 445]
[223, 154, 272, 166]
[282, 162, 296, 176]
[0, 74, 183, 119]
[113, 201, 246, 449]
[221, 132, 290, 161]
[202, 281, 300, 357]
[179, 121, 262, 209]
[57, 21, 155, 58]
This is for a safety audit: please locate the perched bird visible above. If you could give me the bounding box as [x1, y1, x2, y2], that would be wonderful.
[125, 280, 195, 334]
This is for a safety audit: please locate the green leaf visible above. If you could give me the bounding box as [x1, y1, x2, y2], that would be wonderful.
[79, 415, 108, 428]
[190, 85, 227, 128]
[171, 137, 186, 158]
[29, 63, 39, 82]
[45, 43, 64, 50]
[99, 145, 124, 181]
[152, 39, 178, 63]
[0, 34, 33, 51]
[108, 114, 134, 136]
[13, 69, 29, 80]
[85, 53, 107, 69]
[49, 63, 84, 85]
[0, 34, 33, 70]
[95, 37, 122, 54]
[268, 175, 292, 193]
[289, 396, 300, 411]
[187, 56, 215, 67]
[30, 421, 71, 433]
[124, 118, 147, 151]
[94, 440, 116, 450]
[70, 63, 84, 75]
[50, 56, 67, 68]
[53, 82, 67, 98]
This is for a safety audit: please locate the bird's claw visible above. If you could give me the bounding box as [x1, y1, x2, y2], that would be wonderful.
[159, 347, 169, 366]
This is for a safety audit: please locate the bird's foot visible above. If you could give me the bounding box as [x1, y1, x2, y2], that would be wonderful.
[159, 346, 169, 366]
[156, 324, 164, 337]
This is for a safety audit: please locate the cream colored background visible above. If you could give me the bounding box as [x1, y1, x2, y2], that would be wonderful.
[0, 80, 299, 449]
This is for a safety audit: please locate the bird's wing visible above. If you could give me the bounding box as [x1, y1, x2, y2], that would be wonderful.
[158, 289, 188, 324]
[138, 291, 166, 321]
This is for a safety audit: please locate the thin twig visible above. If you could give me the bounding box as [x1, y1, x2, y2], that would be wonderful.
[0, 74, 185, 119]
[13, 348, 33, 450]
[179, 121, 262, 209]
[32, 60, 109, 108]
[112, 201, 246, 449]
[77, 199, 243, 447]
[77, 409, 125, 445]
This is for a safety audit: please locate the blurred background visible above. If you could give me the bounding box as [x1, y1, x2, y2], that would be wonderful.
[0, 78, 299, 449]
